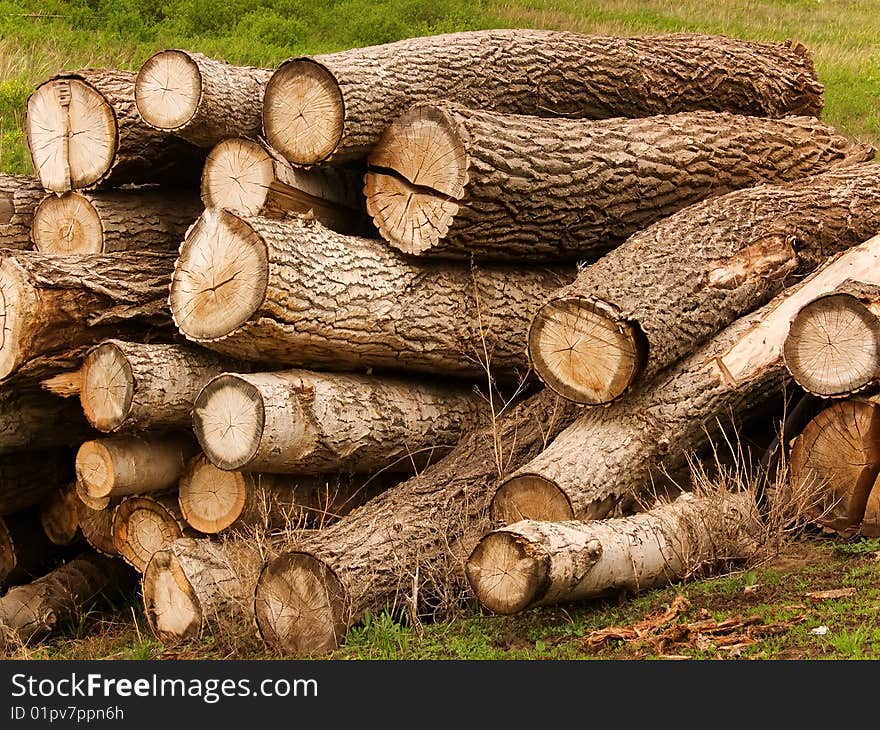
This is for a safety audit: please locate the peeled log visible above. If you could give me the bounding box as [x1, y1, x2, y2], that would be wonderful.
[0, 250, 175, 383]
[493, 236, 880, 524]
[170, 210, 572, 377]
[529, 163, 880, 405]
[467, 493, 760, 614]
[26, 69, 202, 192]
[1, 510, 69, 588]
[112, 494, 191, 572]
[136, 51, 271, 148]
[32, 189, 201, 255]
[366, 105, 867, 260]
[76, 502, 118, 556]
[0, 387, 93, 455]
[40, 483, 82, 546]
[263, 30, 822, 165]
[0, 450, 73, 516]
[0, 174, 44, 249]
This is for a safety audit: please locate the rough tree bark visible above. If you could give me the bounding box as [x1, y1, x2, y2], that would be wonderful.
[0, 174, 44, 249]
[262, 30, 823, 165]
[0, 450, 73, 516]
[39, 483, 82, 546]
[0, 510, 68, 588]
[0, 386, 93, 454]
[366, 104, 868, 260]
[112, 494, 192, 572]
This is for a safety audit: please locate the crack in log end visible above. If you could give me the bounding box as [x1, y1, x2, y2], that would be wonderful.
[707, 234, 798, 290]
[491, 473, 575, 526]
[135, 50, 202, 132]
[143, 549, 203, 642]
[0, 193, 13, 225]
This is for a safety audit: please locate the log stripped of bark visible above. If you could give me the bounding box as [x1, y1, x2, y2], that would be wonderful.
[0, 174, 44, 249]
[39, 483, 82, 546]
[26, 69, 202, 191]
[136, 51, 271, 147]
[467, 493, 760, 614]
[0, 450, 72, 516]
[0, 510, 68, 588]
[112, 494, 191, 572]
[31, 189, 201, 255]
[263, 30, 822, 165]
[0, 386, 93, 454]
[80, 340, 246, 432]
[201, 138, 372, 236]
[492, 236, 880, 525]
[193, 369, 486, 473]
[170, 210, 572, 377]
[529, 163, 880, 405]
[366, 105, 867, 260]
[76, 502, 118, 556]
[0, 250, 175, 382]
[253, 388, 581, 655]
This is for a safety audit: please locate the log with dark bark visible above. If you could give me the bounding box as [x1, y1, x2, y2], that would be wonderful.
[112, 494, 192, 572]
[170, 210, 572, 377]
[40, 483, 82, 546]
[263, 30, 823, 165]
[31, 189, 201, 254]
[529, 164, 880, 405]
[26, 69, 203, 191]
[0, 450, 73, 516]
[0, 174, 44, 249]
[0, 509, 69, 588]
[366, 105, 868, 260]
[0, 386, 93, 454]
[76, 502, 118, 556]
[136, 51, 272, 147]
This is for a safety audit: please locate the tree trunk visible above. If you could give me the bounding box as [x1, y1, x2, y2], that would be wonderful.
[0, 250, 175, 383]
[31, 189, 202, 255]
[252, 387, 581, 655]
[75, 433, 197, 501]
[0, 386, 93, 454]
[76, 502, 118, 556]
[263, 30, 822, 165]
[529, 163, 880, 404]
[112, 494, 192, 572]
[40, 483, 82, 546]
[467, 493, 760, 614]
[201, 138, 373, 236]
[0, 509, 69, 588]
[193, 369, 487, 473]
[79, 340, 247, 432]
[0, 450, 73, 516]
[26, 69, 203, 192]
[136, 51, 272, 148]
[0, 174, 44, 249]
[492, 236, 880, 525]
[170, 209, 573, 377]
[366, 104, 868, 260]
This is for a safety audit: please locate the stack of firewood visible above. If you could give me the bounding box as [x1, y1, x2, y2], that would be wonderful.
[1, 29, 879, 656]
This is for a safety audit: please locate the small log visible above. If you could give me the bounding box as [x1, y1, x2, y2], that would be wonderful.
[112, 494, 191, 572]
[0, 386, 93, 454]
[75, 479, 109, 511]
[136, 51, 272, 148]
[263, 30, 822, 165]
[0, 174, 44, 249]
[31, 189, 201, 255]
[1, 510, 69, 588]
[39, 483, 82, 546]
[76, 502, 118, 556]
[0, 450, 73, 516]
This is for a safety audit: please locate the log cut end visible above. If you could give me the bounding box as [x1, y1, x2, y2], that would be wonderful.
[262, 59, 343, 165]
[143, 548, 202, 642]
[75, 478, 110, 511]
[75, 440, 116, 499]
[32, 192, 104, 254]
[113, 497, 184, 572]
[255, 552, 347, 655]
[491, 474, 574, 525]
[77, 501, 117, 556]
[135, 50, 202, 131]
[0, 257, 36, 381]
[39, 484, 81, 546]
[27, 76, 117, 191]
[178, 453, 248, 534]
[465, 531, 548, 615]
[365, 104, 466, 256]
[783, 293, 880, 397]
[170, 208, 269, 342]
[201, 138, 275, 215]
[528, 297, 645, 405]
[80, 341, 134, 432]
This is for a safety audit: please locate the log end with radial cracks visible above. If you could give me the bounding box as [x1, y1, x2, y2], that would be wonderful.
[80, 341, 134, 432]
[465, 531, 549, 615]
[113, 497, 184, 572]
[783, 293, 880, 397]
[201, 138, 275, 215]
[27, 76, 117, 192]
[365, 104, 466, 256]
[528, 297, 646, 405]
[170, 208, 269, 342]
[135, 50, 202, 132]
[490, 474, 574, 525]
[262, 59, 344, 166]
[0, 257, 36, 381]
[254, 552, 347, 655]
[75, 479, 110, 511]
[143, 549, 203, 642]
[75, 440, 116, 500]
[178, 454, 248, 534]
[32, 192, 104, 254]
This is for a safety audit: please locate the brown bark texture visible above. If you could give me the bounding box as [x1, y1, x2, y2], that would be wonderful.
[0, 450, 73, 516]
[0, 386, 93, 455]
[0, 174, 43, 249]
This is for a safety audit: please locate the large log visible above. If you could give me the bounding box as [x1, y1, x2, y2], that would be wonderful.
[112, 494, 191, 572]
[253, 388, 581, 655]
[26, 69, 203, 192]
[529, 163, 880, 405]
[0, 510, 69, 588]
[262, 30, 823, 165]
[366, 105, 868, 260]
[0, 450, 72, 516]
[31, 189, 201, 255]
[39, 483, 82, 546]
[0, 386, 93, 454]
[193, 369, 487, 473]
[136, 51, 272, 148]
[492, 236, 880, 525]
[0, 174, 44, 249]
[169, 210, 572, 377]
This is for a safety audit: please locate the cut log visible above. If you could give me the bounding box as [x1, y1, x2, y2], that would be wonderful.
[253, 387, 581, 655]
[76, 502, 118, 556]
[80, 340, 247, 432]
[39, 483, 82, 546]
[0, 510, 69, 588]
[112, 494, 191, 572]
[76, 433, 197, 501]
[0, 450, 73, 516]
[0, 386, 93, 454]
[263, 30, 823, 165]
[201, 137, 372, 236]
[170, 209, 572, 377]
[783, 283, 880, 397]
[529, 163, 880, 404]
[136, 51, 272, 147]
[494, 240, 880, 525]
[0, 552, 134, 650]
[193, 369, 487, 473]
[0, 174, 45, 249]
[0, 250, 175, 383]
[75, 479, 109, 512]
[861, 479, 880, 538]
[467, 492, 760, 614]
[366, 105, 868, 260]
[31, 189, 201, 255]
[26, 69, 203, 192]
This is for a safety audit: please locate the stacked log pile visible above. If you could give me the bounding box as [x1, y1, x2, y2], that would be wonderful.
[1, 28, 879, 656]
